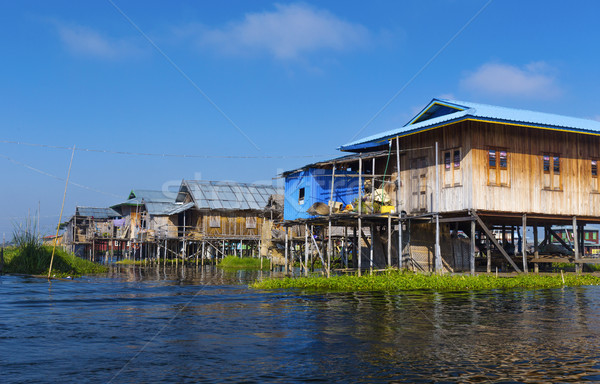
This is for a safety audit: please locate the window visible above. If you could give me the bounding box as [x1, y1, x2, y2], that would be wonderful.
[209, 215, 221, 228]
[298, 187, 305, 205]
[443, 148, 462, 187]
[542, 153, 561, 190]
[488, 148, 509, 186]
[246, 216, 257, 229]
[592, 160, 598, 192]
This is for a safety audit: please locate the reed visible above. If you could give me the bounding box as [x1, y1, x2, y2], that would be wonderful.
[4, 224, 106, 277]
[251, 270, 600, 292]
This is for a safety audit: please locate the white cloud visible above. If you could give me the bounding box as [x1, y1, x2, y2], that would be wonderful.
[460, 62, 561, 99]
[195, 3, 370, 60]
[56, 23, 141, 59]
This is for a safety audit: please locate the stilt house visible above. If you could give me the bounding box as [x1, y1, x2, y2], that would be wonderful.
[63, 206, 122, 258]
[283, 98, 600, 273]
[175, 180, 282, 259]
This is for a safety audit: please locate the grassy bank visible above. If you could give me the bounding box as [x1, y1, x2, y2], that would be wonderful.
[3, 246, 107, 277]
[218, 255, 268, 270]
[250, 271, 600, 292]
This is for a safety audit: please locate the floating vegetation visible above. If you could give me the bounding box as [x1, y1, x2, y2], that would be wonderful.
[218, 255, 269, 270]
[250, 270, 600, 292]
[3, 224, 106, 277]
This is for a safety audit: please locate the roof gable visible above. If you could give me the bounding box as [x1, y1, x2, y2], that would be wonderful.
[339, 98, 600, 152]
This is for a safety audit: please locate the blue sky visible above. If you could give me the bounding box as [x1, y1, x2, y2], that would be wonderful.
[2, 0, 600, 238]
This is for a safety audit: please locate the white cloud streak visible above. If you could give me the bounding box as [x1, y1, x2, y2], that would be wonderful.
[194, 3, 370, 60]
[56, 23, 141, 59]
[460, 62, 561, 99]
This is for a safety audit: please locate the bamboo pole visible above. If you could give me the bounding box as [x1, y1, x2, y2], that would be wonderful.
[48, 145, 76, 279]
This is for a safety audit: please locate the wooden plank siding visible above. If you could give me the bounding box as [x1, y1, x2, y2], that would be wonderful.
[187, 211, 265, 239]
[393, 120, 600, 217]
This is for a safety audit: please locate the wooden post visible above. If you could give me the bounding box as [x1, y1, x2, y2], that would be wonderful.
[304, 223, 309, 277]
[327, 164, 335, 278]
[358, 157, 363, 276]
[344, 226, 348, 269]
[371, 158, 375, 212]
[470, 218, 476, 275]
[486, 237, 491, 273]
[370, 224, 374, 274]
[522, 214, 528, 274]
[353, 226, 357, 269]
[533, 225, 539, 273]
[284, 227, 289, 274]
[435, 141, 442, 273]
[573, 216, 580, 274]
[387, 214, 392, 268]
[395, 137, 402, 270]
[201, 240, 205, 267]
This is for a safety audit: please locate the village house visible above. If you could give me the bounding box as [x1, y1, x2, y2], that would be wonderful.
[110, 189, 193, 259]
[175, 180, 283, 261]
[283, 98, 600, 274]
[63, 206, 122, 259]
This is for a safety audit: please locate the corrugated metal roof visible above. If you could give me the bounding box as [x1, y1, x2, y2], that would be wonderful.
[339, 98, 600, 151]
[145, 201, 194, 216]
[76, 207, 121, 219]
[282, 150, 390, 176]
[180, 180, 282, 211]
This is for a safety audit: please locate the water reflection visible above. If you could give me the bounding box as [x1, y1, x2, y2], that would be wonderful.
[1, 267, 600, 383]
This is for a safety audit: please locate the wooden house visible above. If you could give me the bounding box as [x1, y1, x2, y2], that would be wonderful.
[283, 98, 600, 274]
[63, 207, 122, 259]
[175, 180, 282, 259]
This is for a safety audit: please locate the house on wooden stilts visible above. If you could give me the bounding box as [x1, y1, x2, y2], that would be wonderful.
[175, 180, 283, 264]
[63, 206, 122, 261]
[111, 189, 194, 260]
[283, 98, 600, 274]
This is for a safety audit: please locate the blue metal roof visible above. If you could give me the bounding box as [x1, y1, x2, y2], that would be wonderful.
[178, 180, 282, 211]
[339, 98, 600, 151]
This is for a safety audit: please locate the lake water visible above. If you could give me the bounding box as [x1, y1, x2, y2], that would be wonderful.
[2, 265, 600, 383]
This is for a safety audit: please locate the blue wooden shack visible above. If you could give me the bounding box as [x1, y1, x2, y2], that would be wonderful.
[284, 164, 361, 221]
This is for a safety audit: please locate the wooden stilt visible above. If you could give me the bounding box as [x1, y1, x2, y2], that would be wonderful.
[573, 216, 580, 274]
[522, 214, 528, 274]
[470, 218, 476, 275]
[533, 225, 539, 273]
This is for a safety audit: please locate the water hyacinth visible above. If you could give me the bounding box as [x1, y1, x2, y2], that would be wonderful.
[218, 255, 269, 270]
[251, 270, 600, 292]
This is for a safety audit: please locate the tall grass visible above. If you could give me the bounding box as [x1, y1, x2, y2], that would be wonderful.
[251, 270, 600, 292]
[4, 223, 106, 277]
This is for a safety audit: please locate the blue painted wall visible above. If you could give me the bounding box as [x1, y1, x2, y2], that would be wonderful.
[284, 168, 360, 221]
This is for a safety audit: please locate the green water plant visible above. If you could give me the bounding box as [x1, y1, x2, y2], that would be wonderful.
[218, 255, 269, 270]
[4, 224, 106, 277]
[251, 270, 600, 292]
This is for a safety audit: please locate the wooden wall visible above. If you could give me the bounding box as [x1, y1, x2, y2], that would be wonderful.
[188, 210, 264, 239]
[391, 120, 600, 217]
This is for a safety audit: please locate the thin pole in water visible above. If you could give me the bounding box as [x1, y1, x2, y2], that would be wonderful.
[48, 145, 76, 279]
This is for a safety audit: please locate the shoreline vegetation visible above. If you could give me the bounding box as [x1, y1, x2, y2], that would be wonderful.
[250, 270, 600, 292]
[3, 246, 107, 278]
[3, 225, 106, 278]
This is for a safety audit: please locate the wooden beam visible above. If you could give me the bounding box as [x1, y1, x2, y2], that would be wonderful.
[470, 219, 476, 275]
[473, 213, 522, 273]
[548, 227, 574, 253]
